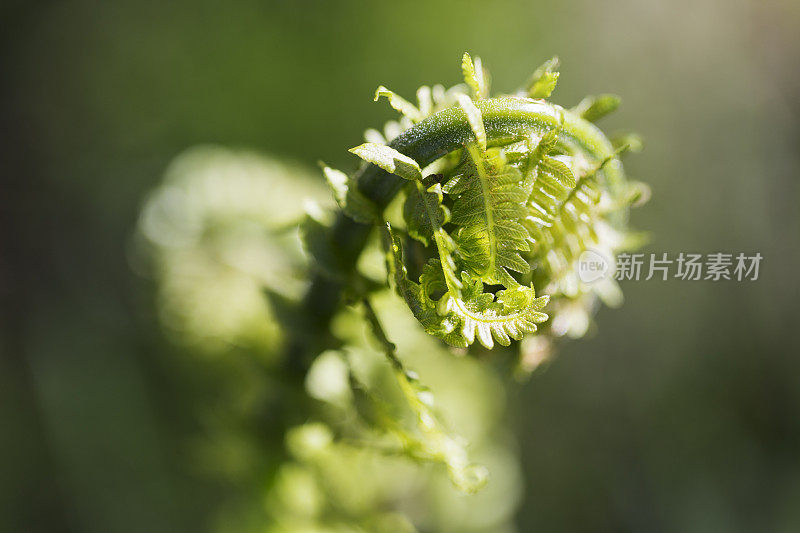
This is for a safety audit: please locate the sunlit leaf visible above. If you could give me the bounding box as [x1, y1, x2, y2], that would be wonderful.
[573, 94, 621, 122]
[350, 143, 422, 181]
[525, 56, 560, 98]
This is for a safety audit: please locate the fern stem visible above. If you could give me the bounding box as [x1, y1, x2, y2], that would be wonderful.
[361, 298, 402, 372]
[359, 96, 615, 208]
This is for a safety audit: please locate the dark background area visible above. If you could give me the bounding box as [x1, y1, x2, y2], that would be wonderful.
[2, 0, 799, 531]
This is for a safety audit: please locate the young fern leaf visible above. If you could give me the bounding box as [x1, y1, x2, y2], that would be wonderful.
[444, 144, 531, 287]
[455, 93, 487, 151]
[322, 164, 379, 224]
[517, 129, 578, 227]
[349, 142, 422, 181]
[611, 131, 644, 155]
[411, 158, 552, 348]
[524, 56, 560, 99]
[527, 152, 627, 297]
[403, 177, 448, 246]
[410, 180, 464, 293]
[350, 143, 462, 291]
[385, 228, 548, 349]
[321, 52, 647, 352]
[572, 94, 621, 122]
[384, 228, 466, 347]
[374, 85, 423, 122]
[437, 272, 549, 348]
[141, 52, 649, 525]
[352, 135, 553, 349]
[461, 52, 489, 100]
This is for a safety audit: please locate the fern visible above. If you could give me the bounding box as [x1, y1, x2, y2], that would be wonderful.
[572, 93, 622, 122]
[321, 164, 379, 224]
[384, 228, 465, 347]
[524, 56, 560, 99]
[386, 226, 548, 349]
[141, 54, 649, 521]
[338, 53, 649, 351]
[461, 52, 489, 100]
[438, 273, 549, 349]
[444, 144, 531, 288]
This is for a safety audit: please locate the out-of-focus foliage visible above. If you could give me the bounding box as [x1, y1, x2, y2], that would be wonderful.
[137, 147, 327, 355]
[135, 146, 523, 531]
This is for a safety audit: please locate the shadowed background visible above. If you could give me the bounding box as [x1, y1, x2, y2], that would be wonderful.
[2, 0, 799, 531]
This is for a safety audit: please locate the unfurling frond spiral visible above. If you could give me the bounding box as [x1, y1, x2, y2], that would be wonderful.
[318, 52, 648, 351]
[139, 51, 650, 518]
[386, 228, 548, 349]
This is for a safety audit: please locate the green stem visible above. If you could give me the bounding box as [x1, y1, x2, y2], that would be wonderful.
[361, 298, 402, 372]
[292, 96, 617, 368]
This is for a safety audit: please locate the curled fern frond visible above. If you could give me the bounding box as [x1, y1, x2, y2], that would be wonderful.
[438, 273, 549, 349]
[139, 51, 651, 523]
[310, 52, 647, 353]
[385, 227, 548, 349]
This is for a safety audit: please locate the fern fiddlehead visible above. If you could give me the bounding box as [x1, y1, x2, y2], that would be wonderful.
[137, 53, 650, 528]
[296, 56, 647, 492]
[305, 53, 646, 355]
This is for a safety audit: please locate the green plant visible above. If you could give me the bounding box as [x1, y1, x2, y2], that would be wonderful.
[137, 53, 647, 532]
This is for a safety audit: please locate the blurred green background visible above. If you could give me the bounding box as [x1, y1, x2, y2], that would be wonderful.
[3, 0, 799, 531]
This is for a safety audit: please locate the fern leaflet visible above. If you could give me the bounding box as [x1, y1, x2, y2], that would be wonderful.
[444, 144, 531, 288]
